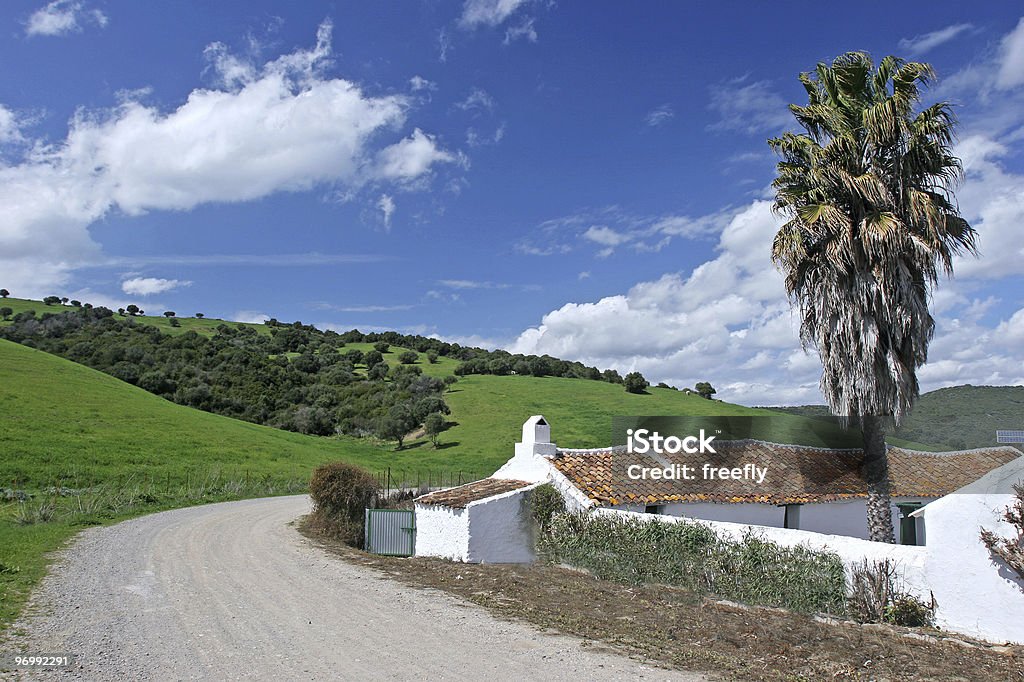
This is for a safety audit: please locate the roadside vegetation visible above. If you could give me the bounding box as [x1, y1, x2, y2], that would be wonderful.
[538, 510, 848, 615]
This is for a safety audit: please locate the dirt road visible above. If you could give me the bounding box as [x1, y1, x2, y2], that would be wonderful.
[5, 496, 705, 680]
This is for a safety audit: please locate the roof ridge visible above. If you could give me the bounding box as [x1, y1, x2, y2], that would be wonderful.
[887, 444, 1024, 457]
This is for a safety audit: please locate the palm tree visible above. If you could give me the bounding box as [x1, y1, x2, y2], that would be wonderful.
[769, 52, 977, 542]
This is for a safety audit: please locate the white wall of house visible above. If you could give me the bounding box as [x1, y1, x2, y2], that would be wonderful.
[415, 483, 542, 564]
[662, 502, 785, 526]
[414, 503, 469, 562]
[597, 492, 1024, 645]
[466, 485, 540, 563]
[616, 497, 930, 544]
[917, 493, 1024, 644]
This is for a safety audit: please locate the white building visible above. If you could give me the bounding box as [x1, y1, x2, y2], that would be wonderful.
[413, 415, 1024, 643]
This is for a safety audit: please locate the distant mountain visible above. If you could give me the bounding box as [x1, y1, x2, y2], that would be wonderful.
[766, 385, 1024, 452]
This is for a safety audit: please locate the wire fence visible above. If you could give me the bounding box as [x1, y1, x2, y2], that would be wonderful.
[371, 467, 484, 494]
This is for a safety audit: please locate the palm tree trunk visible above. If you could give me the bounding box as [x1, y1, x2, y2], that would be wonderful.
[861, 414, 895, 543]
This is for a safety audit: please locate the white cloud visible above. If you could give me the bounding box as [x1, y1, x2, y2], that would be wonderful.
[0, 22, 458, 296]
[708, 77, 791, 135]
[120, 277, 191, 296]
[377, 193, 396, 228]
[409, 76, 437, 92]
[949, 136, 1024, 280]
[438, 28, 452, 63]
[898, 23, 974, 56]
[373, 129, 458, 182]
[25, 0, 106, 37]
[645, 104, 674, 127]
[466, 122, 506, 147]
[0, 105, 25, 144]
[996, 17, 1024, 90]
[455, 88, 496, 114]
[438, 279, 509, 290]
[503, 18, 537, 44]
[582, 225, 629, 247]
[311, 302, 413, 313]
[518, 205, 737, 257]
[510, 197, 1024, 405]
[459, 0, 530, 29]
[234, 311, 271, 324]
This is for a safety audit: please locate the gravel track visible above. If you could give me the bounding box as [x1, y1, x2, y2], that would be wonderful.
[3, 496, 705, 681]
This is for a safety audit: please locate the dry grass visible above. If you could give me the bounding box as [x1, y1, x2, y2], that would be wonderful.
[300, 517, 1024, 682]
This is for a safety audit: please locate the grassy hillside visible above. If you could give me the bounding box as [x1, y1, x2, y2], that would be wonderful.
[767, 385, 1024, 452]
[0, 339, 478, 629]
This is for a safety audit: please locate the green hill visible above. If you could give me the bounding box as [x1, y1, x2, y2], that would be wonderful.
[0, 338, 387, 627]
[767, 385, 1024, 452]
[0, 296, 269, 337]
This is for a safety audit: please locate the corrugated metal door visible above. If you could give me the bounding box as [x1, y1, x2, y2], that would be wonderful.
[364, 509, 416, 556]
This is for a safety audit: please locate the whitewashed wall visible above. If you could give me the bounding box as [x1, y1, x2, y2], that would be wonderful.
[597, 494, 1024, 645]
[634, 498, 928, 542]
[918, 493, 1024, 643]
[466, 484, 541, 563]
[414, 503, 469, 562]
[415, 483, 543, 564]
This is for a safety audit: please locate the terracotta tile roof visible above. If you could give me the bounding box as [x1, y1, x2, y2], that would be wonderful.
[550, 442, 1021, 507]
[415, 478, 533, 509]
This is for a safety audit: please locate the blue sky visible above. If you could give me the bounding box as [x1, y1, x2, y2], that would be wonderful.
[2, 1, 1023, 404]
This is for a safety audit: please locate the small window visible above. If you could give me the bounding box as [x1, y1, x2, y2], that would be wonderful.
[644, 504, 663, 514]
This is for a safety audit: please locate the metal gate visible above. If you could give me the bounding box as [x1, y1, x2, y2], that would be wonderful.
[364, 509, 416, 556]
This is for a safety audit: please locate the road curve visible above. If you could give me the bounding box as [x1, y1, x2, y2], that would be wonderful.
[6, 496, 704, 681]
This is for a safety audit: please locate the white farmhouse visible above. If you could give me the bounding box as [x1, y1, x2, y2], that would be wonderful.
[413, 415, 1024, 644]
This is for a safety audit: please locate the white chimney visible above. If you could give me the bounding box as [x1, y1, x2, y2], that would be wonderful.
[492, 415, 557, 482]
[522, 414, 551, 447]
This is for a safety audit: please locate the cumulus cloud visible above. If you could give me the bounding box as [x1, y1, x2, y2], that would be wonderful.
[120, 277, 191, 296]
[0, 22, 458, 296]
[459, 0, 530, 29]
[898, 23, 974, 56]
[25, 0, 107, 37]
[949, 136, 1024, 279]
[374, 129, 458, 182]
[510, 198, 1024, 405]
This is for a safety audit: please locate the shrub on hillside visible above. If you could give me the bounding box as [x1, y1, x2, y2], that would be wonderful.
[309, 461, 379, 546]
